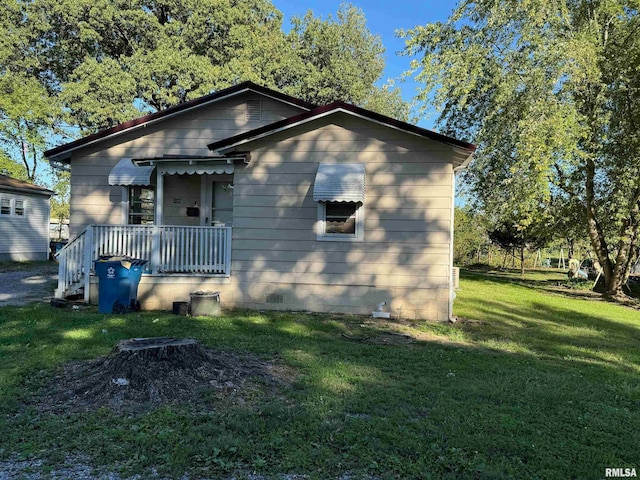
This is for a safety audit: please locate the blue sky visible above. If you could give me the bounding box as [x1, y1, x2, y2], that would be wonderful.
[275, 1, 458, 128]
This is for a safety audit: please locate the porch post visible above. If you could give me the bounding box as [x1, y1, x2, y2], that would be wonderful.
[151, 170, 164, 274]
[155, 169, 164, 225]
[224, 226, 232, 276]
[151, 225, 160, 274]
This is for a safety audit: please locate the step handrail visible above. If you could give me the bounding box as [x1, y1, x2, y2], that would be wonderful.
[55, 225, 92, 301]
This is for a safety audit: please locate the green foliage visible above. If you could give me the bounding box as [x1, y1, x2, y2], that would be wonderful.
[49, 169, 70, 224]
[402, 0, 640, 295]
[0, 70, 60, 182]
[454, 207, 488, 264]
[59, 58, 142, 132]
[286, 4, 408, 119]
[360, 81, 412, 122]
[0, 152, 29, 181]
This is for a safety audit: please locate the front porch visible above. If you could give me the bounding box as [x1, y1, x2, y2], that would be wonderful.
[56, 224, 232, 302]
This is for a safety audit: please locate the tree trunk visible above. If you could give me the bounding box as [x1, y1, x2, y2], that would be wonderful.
[608, 200, 640, 297]
[585, 156, 618, 295]
[567, 239, 575, 259]
[520, 245, 526, 277]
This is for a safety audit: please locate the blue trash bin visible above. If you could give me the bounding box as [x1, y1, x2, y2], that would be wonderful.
[94, 257, 148, 313]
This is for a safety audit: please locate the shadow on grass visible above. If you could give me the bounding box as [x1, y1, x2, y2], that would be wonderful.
[462, 268, 569, 289]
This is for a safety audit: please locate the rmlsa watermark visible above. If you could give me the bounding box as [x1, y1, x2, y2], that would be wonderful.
[605, 467, 637, 478]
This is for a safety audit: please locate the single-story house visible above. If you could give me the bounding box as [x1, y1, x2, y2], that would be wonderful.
[0, 174, 54, 261]
[45, 82, 475, 320]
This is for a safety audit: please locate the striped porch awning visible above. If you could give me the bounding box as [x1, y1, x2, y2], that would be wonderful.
[108, 158, 155, 186]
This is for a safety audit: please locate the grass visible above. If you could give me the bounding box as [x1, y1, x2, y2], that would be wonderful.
[0, 268, 639, 479]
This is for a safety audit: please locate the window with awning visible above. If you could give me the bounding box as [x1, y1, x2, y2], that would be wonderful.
[313, 163, 365, 242]
[312, 163, 365, 203]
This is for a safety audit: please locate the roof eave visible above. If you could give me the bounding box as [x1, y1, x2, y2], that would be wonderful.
[0, 185, 54, 197]
[209, 103, 477, 157]
[44, 82, 315, 163]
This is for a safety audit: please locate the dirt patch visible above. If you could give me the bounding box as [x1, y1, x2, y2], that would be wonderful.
[341, 330, 416, 345]
[337, 317, 470, 346]
[35, 339, 293, 413]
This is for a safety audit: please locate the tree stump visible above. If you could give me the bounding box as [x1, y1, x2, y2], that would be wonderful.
[40, 337, 285, 412]
[97, 337, 212, 383]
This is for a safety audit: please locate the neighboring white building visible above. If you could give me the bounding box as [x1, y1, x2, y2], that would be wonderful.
[0, 174, 54, 261]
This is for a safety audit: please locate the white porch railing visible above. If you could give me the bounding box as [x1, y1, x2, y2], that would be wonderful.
[55, 225, 232, 300]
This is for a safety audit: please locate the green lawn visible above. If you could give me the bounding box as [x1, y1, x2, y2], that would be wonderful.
[0, 268, 639, 479]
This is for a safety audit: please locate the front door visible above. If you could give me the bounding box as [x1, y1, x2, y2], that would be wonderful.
[201, 176, 233, 226]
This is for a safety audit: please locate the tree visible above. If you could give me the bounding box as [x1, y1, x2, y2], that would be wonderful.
[49, 169, 70, 240]
[286, 4, 409, 120]
[403, 0, 640, 298]
[0, 0, 61, 182]
[487, 213, 552, 277]
[0, 73, 60, 181]
[454, 206, 488, 265]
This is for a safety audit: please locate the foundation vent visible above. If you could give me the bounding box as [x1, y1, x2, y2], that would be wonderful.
[265, 293, 284, 304]
[246, 100, 262, 121]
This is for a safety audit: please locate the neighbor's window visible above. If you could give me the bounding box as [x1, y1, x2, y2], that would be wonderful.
[0, 197, 26, 217]
[128, 187, 155, 224]
[317, 201, 363, 241]
[14, 199, 25, 217]
[0, 198, 10, 215]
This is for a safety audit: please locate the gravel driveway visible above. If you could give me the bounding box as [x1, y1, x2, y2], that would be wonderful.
[0, 262, 58, 306]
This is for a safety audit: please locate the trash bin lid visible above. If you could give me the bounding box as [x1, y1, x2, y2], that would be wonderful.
[95, 256, 148, 269]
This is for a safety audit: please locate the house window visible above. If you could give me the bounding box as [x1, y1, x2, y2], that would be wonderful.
[0, 197, 26, 217]
[128, 187, 155, 224]
[313, 163, 366, 242]
[0, 198, 10, 215]
[14, 199, 25, 216]
[317, 201, 364, 242]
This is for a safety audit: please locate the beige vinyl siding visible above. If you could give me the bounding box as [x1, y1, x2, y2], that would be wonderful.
[0, 190, 51, 261]
[229, 113, 455, 320]
[68, 94, 306, 237]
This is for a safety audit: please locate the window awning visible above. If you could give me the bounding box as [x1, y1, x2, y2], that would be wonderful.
[313, 163, 365, 203]
[108, 158, 156, 186]
[160, 164, 234, 175]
